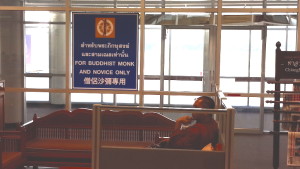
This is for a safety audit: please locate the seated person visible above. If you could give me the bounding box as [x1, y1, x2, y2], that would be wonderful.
[155, 96, 219, 150]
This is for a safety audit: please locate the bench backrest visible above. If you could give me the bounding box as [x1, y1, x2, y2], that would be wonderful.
[21, 108, 175, 143]
[0, 131, 22, 152]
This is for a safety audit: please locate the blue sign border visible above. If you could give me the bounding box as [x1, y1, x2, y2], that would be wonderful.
[72, 13, 139, 90]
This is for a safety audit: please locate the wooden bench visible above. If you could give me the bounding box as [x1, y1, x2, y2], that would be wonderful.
[0, 131, 25, 169]
[20, 108, 175, 168]
[91, 105, 234, 169]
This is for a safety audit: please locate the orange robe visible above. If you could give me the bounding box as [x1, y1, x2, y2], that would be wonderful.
[167, 118, 219, 150]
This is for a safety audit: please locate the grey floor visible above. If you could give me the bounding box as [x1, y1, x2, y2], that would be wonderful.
[21, 132, 292, 169]
[233, 133, 291, 169]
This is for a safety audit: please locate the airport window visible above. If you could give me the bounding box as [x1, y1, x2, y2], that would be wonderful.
[0, 0, 299, 132]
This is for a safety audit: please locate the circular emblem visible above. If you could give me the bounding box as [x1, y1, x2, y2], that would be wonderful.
[97, 19, 114, 37]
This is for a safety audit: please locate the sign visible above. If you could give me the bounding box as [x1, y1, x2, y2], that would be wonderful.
[276, 50, 300, 80]
[73, 13, 139, 90]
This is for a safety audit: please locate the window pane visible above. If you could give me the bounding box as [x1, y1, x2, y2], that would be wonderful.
[26, 77, 49, 89]
[145, 0, 217, 8]
[265, 26, 296, 79]
[169, 95, 197, 105]
[167, 29, 204, 76]
[250, 30, 262, 77]
[71, 0, 140, 8]
[26, 92, 49, 102]
[144, 95, 160, 105]
[102, 94, 114, 103]
[221, 30, 250, 77]
[220, 28, 263, 97]
[144, 26, 161, 76]
[25, 11, 66, 22]
[116, 94, 138, 104]
[249, 82, 261, 93]
[164, 29, 206, 92]
[266, 0, 297, 8]
[169, 81, 203, 92]
[24, 0, 65, 7]
[220, 78, 248, 93]
[25, 77, 49, 101]
[222, 1, 263, 8]
[25, 25, 49, 73]
[144, 80, 160, 91]
[71, 93, 138, 107]
[71, 93, 102, 103]
[25, 11, 66, 89]
[223, 0, 297, 8]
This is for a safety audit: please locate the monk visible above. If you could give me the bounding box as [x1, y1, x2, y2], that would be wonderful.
[156, 96, 219, 150]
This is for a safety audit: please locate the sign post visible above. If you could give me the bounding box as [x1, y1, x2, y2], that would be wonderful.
[271, 42, 300, 169]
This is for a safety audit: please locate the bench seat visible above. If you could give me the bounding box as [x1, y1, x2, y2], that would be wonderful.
[25, 139, 91, 150]
[3, 152, 23, 168]
[26, 138, 153, 150]
[20, 108, 175, 168]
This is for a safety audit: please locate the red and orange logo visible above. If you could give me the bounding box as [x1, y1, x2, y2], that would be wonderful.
[95, 18, 115, 38]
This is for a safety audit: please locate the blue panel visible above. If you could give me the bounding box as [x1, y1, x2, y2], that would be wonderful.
[73, 13, 139, 90]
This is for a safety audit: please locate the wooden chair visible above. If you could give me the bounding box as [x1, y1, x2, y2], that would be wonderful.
[0, 131, 25, 169]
